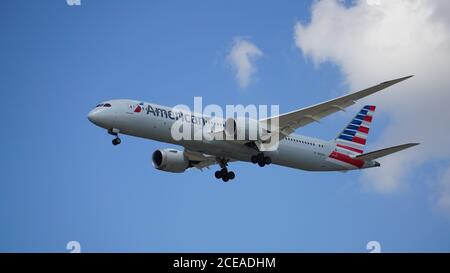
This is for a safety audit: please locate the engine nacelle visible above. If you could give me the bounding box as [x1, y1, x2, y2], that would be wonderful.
[224, 117, 271, 141]
[152, 148, 189, 173]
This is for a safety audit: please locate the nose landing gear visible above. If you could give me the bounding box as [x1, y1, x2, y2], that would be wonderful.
[112, 137, 121, 146]
[108, 128, 121, 146]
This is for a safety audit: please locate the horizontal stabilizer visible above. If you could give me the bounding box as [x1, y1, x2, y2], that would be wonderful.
[355, 143, 419, 161]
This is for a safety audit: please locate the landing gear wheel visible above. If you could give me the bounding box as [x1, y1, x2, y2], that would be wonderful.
[253, 152, 271, 167]
[228, 171, 235, 180]
[220, 168, 228, 177]
[257, 153, 265, 163]
[215, 167, 235, 182]
[112, 138, 121, 146]
[216, 159, 235, 182]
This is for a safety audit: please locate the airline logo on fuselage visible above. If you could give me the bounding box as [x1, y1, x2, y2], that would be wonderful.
[132, 103, 210, 126]
[134, 102, 144, 113]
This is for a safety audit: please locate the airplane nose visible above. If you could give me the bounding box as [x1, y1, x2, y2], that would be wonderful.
[87, 109, 100, 125]
[87, 110, 95, 123]
[87, 107, 115, 128]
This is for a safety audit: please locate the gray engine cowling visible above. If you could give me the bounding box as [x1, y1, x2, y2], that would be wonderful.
[152, 148, 189, 173]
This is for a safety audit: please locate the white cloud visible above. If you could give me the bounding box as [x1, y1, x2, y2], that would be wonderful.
[227, 38, 263, 88]
[294, 0, 450, 210]
[436, 166, 450, 214]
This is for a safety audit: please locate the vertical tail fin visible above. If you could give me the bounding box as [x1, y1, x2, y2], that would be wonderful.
[334, 105, 376, 156]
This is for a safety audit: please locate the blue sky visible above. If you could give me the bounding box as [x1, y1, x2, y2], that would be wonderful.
[0, 0, 449, 252]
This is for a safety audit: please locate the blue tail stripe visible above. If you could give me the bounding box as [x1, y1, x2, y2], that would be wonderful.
[342, 130, 356, 136]
[351, 119, 363, 126]
[338, 135, 354, 142]
[347, 124, 359, 131]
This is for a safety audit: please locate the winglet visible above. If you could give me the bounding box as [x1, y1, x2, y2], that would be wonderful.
[379, 75, 414, 86]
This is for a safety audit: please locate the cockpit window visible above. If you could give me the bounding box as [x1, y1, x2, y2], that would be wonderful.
[95, 103, 111, 108]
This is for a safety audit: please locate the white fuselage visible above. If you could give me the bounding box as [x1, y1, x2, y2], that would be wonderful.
[88, 99, 378, 172]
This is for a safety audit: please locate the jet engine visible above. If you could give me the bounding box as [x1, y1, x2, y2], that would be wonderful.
[152, 148, 189, 173]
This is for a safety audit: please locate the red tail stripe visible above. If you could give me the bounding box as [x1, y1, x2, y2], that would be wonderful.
[336, 144, 364, 154]
[358, 126, 369, 134]
[352, 136, 366, 145]
[329, 151, 364, 168]
[364, 115, 373, 122]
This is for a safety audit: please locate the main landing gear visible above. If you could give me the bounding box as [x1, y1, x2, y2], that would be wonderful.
[251, 152, 271, 167]
[108, 128, 121, 146]
[215, 158, 235, 182]
[214, 168, 235, 182]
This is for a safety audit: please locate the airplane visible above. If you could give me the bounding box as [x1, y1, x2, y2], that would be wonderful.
[87, 75, 419, 182]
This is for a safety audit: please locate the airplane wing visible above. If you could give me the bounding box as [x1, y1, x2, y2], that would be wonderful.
[184, 149, 235, 170]
[184, 149, 217, 169]
[355, 143, 419, 161]
[261, 76, 413, 138]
